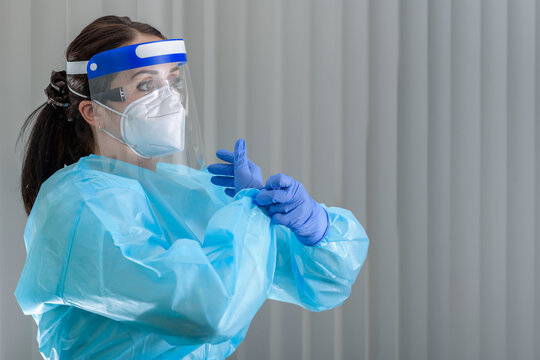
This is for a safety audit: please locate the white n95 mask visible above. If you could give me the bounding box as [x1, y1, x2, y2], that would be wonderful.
[95, 86, 186, 158]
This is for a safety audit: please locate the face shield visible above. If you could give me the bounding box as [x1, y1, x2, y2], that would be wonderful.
[66, 39, 205, 172]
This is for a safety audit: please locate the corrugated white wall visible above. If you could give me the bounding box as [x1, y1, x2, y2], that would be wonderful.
[0, 1, 538, 359]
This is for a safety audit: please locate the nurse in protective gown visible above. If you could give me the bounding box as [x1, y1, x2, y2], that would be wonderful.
[15, 15, 368, 360]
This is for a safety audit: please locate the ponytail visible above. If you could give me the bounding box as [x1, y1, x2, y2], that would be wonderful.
[20, 70, 93, 215]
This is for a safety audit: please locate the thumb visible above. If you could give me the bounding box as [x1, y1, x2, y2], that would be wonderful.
[234, 139, 247, 168]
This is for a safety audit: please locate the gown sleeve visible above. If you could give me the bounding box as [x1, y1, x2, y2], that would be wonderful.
[15, 170, 276, 346]
[268, 205, 369, 311]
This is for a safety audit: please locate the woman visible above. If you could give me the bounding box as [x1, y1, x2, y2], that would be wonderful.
[15, 15, 369, 360]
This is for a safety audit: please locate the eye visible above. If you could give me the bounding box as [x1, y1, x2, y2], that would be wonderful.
[136, 79, 156, 92]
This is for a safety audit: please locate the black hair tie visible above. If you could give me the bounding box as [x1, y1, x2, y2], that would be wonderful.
[44, 70, 70, 110]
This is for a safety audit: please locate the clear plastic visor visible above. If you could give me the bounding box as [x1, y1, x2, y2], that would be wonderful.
[88, 62, 205, 172]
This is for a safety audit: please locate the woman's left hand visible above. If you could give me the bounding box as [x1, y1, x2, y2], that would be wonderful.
[254, 173, 330, 246]
[208, 138, 264, 197]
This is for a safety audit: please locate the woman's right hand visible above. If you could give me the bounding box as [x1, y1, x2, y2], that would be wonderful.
[208, 138, 264, 197]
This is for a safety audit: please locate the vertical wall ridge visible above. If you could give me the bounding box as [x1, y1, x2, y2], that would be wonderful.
[341, 0, 370, 359]
[397, 0, 429, 359]
[536, 1, 540, 356]
[450, 0, 483, 359]
[479, 1, 508, 359]
[367, 0, 400, 359]
[427, 1, 452, 359]
[506, 1, 536, 359]
[333, 1, 345, 358]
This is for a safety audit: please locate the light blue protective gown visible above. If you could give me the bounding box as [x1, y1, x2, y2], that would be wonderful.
[15, 155, 369, 360]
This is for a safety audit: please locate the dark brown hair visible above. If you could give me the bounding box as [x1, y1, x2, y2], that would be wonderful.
[19, 15, 165, 214]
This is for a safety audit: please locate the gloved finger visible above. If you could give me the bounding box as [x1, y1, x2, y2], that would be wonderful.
[271, 212, 293, 227]
[208, 163, 234, 176]
[211, 176, 235, 187]
[224, 188, 236, 197]
[216, 149, 234, 163]
[272, 204, 306, 229]
[267, 199, 301, 215]
[254, 187, 294, 206]
[266, 188, 295, 203]
[234, 139, 247, 168]
[265, 173, 295, 190]
[254, 189, 277, 206]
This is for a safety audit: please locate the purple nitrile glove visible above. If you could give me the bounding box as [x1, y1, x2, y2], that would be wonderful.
[254, 173, 330, 246]
[208, 138, 264, 197]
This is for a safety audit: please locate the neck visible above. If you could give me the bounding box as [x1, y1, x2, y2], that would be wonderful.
[93, 132, 158, 171]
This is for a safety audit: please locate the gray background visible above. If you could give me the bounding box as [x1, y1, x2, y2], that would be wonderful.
[1, 0, 539, 359]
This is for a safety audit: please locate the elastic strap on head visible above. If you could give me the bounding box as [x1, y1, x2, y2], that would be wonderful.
[67, 85, 90, 99]
[66, 61, 89, 75]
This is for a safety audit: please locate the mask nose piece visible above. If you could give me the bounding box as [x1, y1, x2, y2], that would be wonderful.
[143, 89, 164, 110]
[145, 86, 180, 111]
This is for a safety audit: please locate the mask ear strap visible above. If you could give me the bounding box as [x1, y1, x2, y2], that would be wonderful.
[92, 99, 125, 142]
[99, 127, 125, 145]
[98, 127, 150, 159]
[93, 100, 149, 159]
[93, 99, 123, 116]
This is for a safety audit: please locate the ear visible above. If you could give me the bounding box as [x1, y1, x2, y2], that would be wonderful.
[78, 100, 100, 127]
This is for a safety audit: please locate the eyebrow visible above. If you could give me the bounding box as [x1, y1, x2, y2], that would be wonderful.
[130, 66, 179, 79]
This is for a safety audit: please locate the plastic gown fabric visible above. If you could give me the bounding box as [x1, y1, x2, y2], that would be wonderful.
[15, 155, 369, 359]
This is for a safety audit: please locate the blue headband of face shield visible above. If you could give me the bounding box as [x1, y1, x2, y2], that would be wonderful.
[66, 38, 188, 79]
